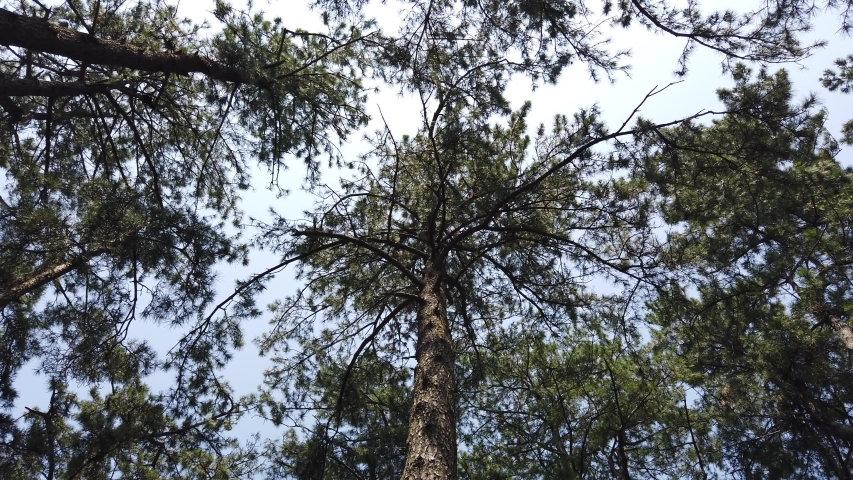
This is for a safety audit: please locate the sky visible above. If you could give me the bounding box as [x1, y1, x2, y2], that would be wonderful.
[13, 0, 853, 449]
[209, 0, 853, 379]
[212, 0, 853, 441]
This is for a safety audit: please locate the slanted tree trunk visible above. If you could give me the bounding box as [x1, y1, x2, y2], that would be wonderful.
[812, 296, 853, 350]
[830, 316, 853, 350]
[0, 8, 263, 89]
[401, 262, 457, 480]
[0, 250, 106, 311]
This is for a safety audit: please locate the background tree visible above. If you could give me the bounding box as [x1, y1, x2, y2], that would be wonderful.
[263, 349, 410, 480]
[0, 0, 371, 476]
[5, 0, 853, 478]
[459, 301, 712, 480]
[320, 0, 836, 80]
[642, 67, 853, 478]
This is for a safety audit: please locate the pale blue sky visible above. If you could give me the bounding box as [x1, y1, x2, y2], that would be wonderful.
[215, 0, 853, 440]
[13, 0, 853, 449]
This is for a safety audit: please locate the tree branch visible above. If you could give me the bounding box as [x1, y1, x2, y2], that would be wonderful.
[0, 75, 124, 97]
[0, 248, 109, 311]
[294, 229, 425, 287]
[446, 108, 724, 252]
[0, 8, 266, 87]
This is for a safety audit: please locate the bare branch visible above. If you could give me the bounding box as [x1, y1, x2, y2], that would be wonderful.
[294, 229, 426, 287]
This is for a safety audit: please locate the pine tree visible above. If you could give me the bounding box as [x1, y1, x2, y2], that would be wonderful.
[0, 0, 370, 476]
[642, 67, 853, 477]
[252, 78, 716, 479]
[4, 0, 853, 478]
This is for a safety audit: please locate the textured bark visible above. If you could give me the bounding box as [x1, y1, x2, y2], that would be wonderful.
[0, 8, 263, 88]
[0, 250, 106, 311]
[830, 316, 853, 350]
[616, 429, 632, 480]
[401, 264, 457, 480]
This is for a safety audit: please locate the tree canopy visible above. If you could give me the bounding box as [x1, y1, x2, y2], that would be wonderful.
[3, 0, 853, 479]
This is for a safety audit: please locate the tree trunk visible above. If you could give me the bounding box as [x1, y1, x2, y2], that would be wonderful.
[401, 265, 457, 480]
[616, 429, 632, 480]
[830, 316, 853, 350]
[0, 250, 106, 311]
[0, 8, 264, 89]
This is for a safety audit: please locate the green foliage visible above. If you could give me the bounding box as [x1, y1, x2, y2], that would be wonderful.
[459, 305, 709, 480]
[250, 42, 679, 477]
[0, 0, 369, 476]
[263, 350, 410, 480]
[4, 0, 853, 478]
[1, 380, 259, 479]
[822, 54, 853, 94]
[642, 67, 853, 478]
[821, 54, 853, 143]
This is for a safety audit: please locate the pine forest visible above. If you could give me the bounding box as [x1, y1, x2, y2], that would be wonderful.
[3, 0, 853, 478]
